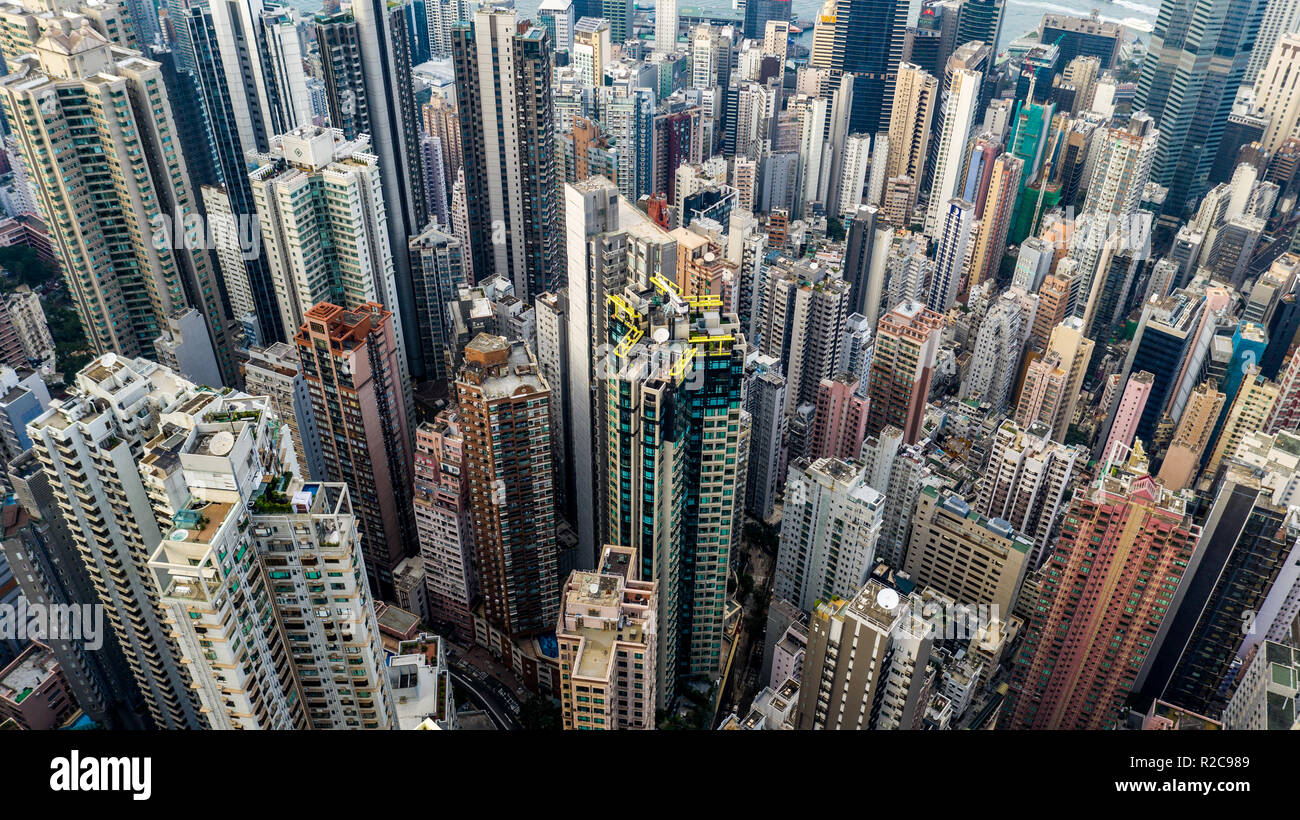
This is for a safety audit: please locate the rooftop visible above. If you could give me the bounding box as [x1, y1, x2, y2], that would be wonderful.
[0, 644, 58, 705]
[377, 604, 421, 639]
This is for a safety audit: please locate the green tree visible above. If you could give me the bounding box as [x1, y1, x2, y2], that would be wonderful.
[46, 298, 93, 381]
[0, 246, 50, 291]
[826, 216, 846, 242]
[1063, 424, 1091, 447]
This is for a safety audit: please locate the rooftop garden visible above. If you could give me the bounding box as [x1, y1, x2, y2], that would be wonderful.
[252, 472, 294, 514]
[205, 409, 262, 424]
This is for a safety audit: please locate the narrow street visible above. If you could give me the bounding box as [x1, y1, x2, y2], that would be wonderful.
[445, 643, 525, 730]
[716, 522, 778, 724]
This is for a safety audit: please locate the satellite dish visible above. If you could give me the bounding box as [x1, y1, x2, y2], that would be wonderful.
[102, 352, 117, 367]
[703, 251, 716, 263]
[876, 587, 900, 611]
[209, 431, 235, 456]
[171, 530, 189, 542]
[653, 328, 669, 343]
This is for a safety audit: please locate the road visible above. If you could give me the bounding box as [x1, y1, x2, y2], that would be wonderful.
[445, 653, 523, 730]
[716, 525, 777, 723]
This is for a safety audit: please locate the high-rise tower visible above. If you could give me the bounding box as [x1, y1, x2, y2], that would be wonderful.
[604, 268, 748, 703]
[295, 302, 416, 597]
[453, 7, 563, 300]
[865, 301, 944, 443]
[1006, 445, 1200, 729]
[1135, 0, 1265, 214]
[1, 25, 234, 383]
[456, 334, 559, 638]
[318, 1, 429, 376]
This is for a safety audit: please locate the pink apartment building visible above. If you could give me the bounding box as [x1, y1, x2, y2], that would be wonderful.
[1100, 370, 1154, 462]
[414, 412, 479, 637]
[811, 374, 870, 461]
[296, 302, 416, 597]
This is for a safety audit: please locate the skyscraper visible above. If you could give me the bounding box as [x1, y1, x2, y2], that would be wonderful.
[757, 261, 851, 413]
[885, 63, 939, 219]
[143, 390, 393, 729]
[865, 301, 945, 443]
[1117, 284, 1226, 445]
[1157, 380, 1226, 490]
[296, 302, 416, 597]
[1030, 318, 1094, 441]
[1244, 0, 1300, 84]
[1038, 11, 1123, 69]
[655, 0, 679, 51]
[794, 574, 935, 730]
[1143, 445, 1300, 716]
[836, 134, 874, 217]
[409, 223, 470, 383]
[775, 458, 883, 610]
[413, 412, 478, 637]
[745, 0, 792, 39]
[457, 334, 559, 638]
[186, 0, 315, 348]
[1, 25, 234, 384]
[315, 12, 372, 140]
[924, 67, 982, 237]
[1072, 115, 1159, 326]
[564, 178, 666, 568]
[604, 268, 748, 701]
[1006, 445, 1201, 729]
[903, 487, 1033, 617]
[29, 355, 213, 729]
[1099, 370, 1155, 463]
[1205, 374, 1279, 476]
[1135, 0, 1265, 214]
[0, 0, 139, 63]
[811, 375, 871, 459]
[976, 419, 1087, 569]
[556, 545, 658, 729]
[1083, 113, 1161, 219]
[320, 1, 430, 376]
[843, 205, 893, 327]
[960, 291, 1024, 410]
[575, 16, 612, 87]
[744, 358, 787, 521]
[250, 126, 408, 377]
[453, 8, 563, 300]
[927, 198, 975, 313]
[828, 0, 908, 133]
[539, 0, 576, 53]
[954, 0, 1004, 51]
[242, 342, 326, 482]
[1013, 350, 1069, 435]
[1267, 347, 1300, 433]
[1255, 33, 1300, 155]
[967, 154, 1023, 291]
[601, 0, 633, 42]
[2, 449, 140, 729]
[1223, 641, 1300, 729]
[599, 85, 656, 201]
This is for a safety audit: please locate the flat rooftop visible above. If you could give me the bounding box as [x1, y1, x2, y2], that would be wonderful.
[0, 645, 57, 705]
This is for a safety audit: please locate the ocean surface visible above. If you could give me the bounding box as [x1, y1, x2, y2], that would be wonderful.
[289, 0, 1160, 53]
